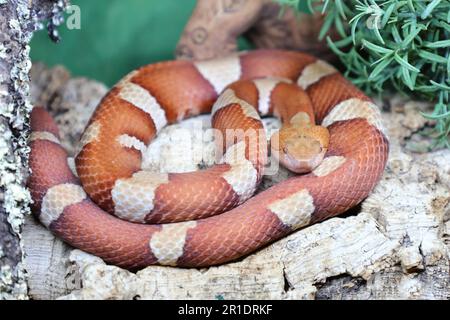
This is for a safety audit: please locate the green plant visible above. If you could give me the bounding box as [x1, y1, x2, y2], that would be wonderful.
[276, 0, 450, 149]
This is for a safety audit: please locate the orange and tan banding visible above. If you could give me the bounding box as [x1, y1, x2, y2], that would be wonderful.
[297, 60, 337, 89]
[212, 88, 261, 121]
[149, 221, 197, 266]
[321, 98, 387, 136]
[66, 157, 78, 177]
[220, 141, 258, 203]
[312, 156, 347, 177]
[194, 53, 242, 93]
[116, 134, 147, 154]
[253, 78, 291, 115]
[40, 183, 86, 227]
[29, 131, 60, 144]
[267, 189, 315, 230]
[75, 121, 101, 156]
[28, 50, 389, 270]
[111, 171, 169, 222]
[117, 81, 168, 132]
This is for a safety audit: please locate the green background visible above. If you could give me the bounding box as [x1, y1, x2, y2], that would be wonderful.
[31, 0, 199, 86]
[30, 0, 310, 86]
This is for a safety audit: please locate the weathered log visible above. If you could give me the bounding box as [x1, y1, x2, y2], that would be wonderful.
[23, 63, 450, 300]
[176, 0, 336, 61]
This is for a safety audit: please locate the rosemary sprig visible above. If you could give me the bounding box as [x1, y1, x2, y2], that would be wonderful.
[276, 0, 450, 149]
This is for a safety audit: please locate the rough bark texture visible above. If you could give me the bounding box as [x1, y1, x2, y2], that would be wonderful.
[23, 63, 450, 300]
[176, 0, 337, 62]
[0, 0, 67, 300]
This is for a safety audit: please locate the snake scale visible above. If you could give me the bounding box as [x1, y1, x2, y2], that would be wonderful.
[28, 50, 389, 270]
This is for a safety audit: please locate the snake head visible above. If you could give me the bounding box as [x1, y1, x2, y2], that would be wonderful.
[270, 123, 330, 174]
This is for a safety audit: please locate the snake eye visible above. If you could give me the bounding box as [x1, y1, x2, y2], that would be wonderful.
[270, 124, 329, 174]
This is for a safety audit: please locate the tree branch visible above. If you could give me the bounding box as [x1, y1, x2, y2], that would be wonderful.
[0, 0, 68, 300]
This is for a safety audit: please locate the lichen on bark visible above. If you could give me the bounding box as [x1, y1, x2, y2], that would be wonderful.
[22, 63, 450, 300]
[0, 0, 68, 300]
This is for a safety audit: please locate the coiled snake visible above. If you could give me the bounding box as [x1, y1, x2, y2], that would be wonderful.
[28, 50, 389, 270]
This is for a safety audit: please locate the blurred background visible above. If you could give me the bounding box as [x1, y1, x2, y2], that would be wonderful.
[30, 0, 256, 86]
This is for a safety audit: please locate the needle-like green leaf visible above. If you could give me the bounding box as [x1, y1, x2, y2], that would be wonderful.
[274, 0, 450, 149]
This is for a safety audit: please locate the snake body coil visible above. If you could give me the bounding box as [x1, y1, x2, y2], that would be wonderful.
[28, 50, 389, 270]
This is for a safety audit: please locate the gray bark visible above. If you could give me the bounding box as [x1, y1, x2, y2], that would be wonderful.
[0, 0, 67, 300]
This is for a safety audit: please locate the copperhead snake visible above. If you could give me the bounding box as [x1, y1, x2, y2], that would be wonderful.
[28, 49, 389, 270]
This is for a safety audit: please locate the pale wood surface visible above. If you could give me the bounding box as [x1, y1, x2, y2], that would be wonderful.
[23, 64, 450, 300]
